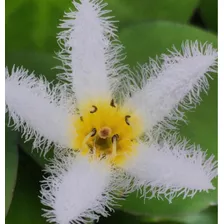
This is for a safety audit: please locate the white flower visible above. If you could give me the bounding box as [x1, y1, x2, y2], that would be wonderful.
[5, 0, 218, 224]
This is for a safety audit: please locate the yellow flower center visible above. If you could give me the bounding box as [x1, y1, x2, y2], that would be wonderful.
[71, 99, 143, 165]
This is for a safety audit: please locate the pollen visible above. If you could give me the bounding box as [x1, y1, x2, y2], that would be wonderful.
[71, 99, 143, 165]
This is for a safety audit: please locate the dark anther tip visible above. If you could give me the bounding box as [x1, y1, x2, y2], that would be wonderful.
[90, 105, 98, 113]
[112, 134, 119, 142]
[80, 116, 84, 121]
[110, 99, 116, 107]
[125, 115, 131, 125]
[91, 128, 97, 137]
[101, 153, 107, 159]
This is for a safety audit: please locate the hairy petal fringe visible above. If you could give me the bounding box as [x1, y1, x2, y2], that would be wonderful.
[56, 0, 128, 103]
[124, 136, 217, 203]
[124, 41, 218, 132]
[40, 150, 130, 224]
[5, 66, 75, 153]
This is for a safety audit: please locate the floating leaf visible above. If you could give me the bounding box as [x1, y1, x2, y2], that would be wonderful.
[5, 126, 19, 215]
[106, 0, 199, 28]
[141, 206, 218, 224]
[5, 0, 71, 52]
[6, 51, 58, 81]
[182, 206, 217, 224]
[99, 211, 143, 224]
[19, 136, 53, 168]
[5, 151, 47, 224]
[200, 0, 217, 32]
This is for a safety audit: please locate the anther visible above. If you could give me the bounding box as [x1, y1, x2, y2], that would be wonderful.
[90, 105, 98, 113]
[112, 134, 119, 142]
[125, 115, 131, 125]
[91, 128, 97, 137]
[110, 99, 116, 107]
[101, 153, 107, 160]
[82, 128, 97, 147]
[80, 116, 84, 122]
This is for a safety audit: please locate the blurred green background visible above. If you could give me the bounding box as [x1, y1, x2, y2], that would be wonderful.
[5, 0, 218, 223]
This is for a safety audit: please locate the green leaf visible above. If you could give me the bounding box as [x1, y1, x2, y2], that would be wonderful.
[5, 0, 71, 52]
[31, 0, 71, 48]
[182, 206, 217, 224]
[5, 126, 19, 216]
[118, 21, 217, 218]
[19, 136, 53, 168]
[5, 151, 47, 224]
[98, 210, 184, 224]
[141, 206, 217, 224]
[106, 0, 199, 28]
[99, 211, 144, 224]
[5, 0, 200, 54]
[5, 0, 26, 20]
[119, 21, 217, 65]
[200, 0, 217, 32]
[6, 51, 58, 81]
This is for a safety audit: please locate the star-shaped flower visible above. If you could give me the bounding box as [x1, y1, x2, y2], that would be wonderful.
[5, 0, 218, 224]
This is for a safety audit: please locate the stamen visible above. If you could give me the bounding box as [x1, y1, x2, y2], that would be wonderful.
[125, 115, 131, 125]
[90, 105, 98, 113]
[82, 128, 97, 147]
[90, 128, 97, 137]
[73, 99, 142, 165]
[112, 134, 119, 141]
[110, 99, 116, 107]
[111, 134, 119, 157]
[101, 153, 107, 160]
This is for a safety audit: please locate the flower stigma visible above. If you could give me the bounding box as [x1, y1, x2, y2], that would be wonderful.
[72, 99, 143, 165]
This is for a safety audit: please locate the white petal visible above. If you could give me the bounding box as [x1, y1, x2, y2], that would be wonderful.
[40, 151, 121, 224]
[125, 41, 217, 131]
[57, 0, 126, 103]
[5, 66, 74, 152]
[123, 138, 217, 202]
